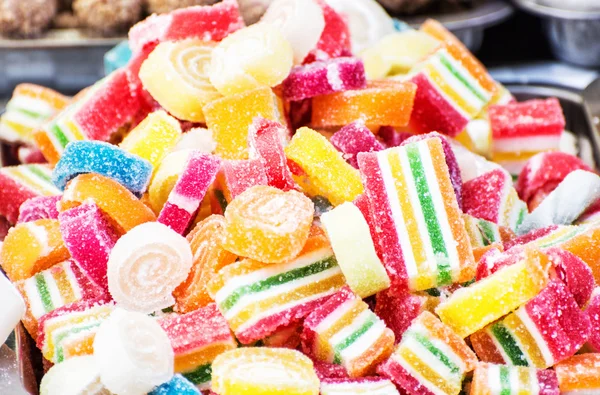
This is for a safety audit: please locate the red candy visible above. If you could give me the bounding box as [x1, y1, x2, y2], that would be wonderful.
[374, 289, 428, 343]
[545, 247, 595, 308]
[213, 158, 269, 210]
[18, 196, 61, 223]
[304, 0, 352, 63]
[378, 126, 413, 148]
[330, 121, 384, 169]
[585, 288, 600, 352]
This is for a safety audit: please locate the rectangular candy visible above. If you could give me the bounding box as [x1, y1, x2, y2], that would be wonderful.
[554, 354, 600, 393]
[329, 121, 384, 169]
[320, 377, 400, 395]
[470, 363, 559, 395]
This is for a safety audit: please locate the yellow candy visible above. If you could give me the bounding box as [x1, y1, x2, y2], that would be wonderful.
[148, 150, 192, 214]
[285, 127, 364, 206]
[212, 348, 320, 395]
[209, 24, 294, 96]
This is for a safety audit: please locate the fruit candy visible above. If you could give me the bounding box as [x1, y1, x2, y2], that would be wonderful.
[174, 215, 237, 313]
[311, 80, 417, 128]
[104, 40, 132, 75]
[139, 41, 222, 122]
[463, 214, 503, 260]
[470, 280, 590, 368]
[1, 219, 70, 282]
[213, 158, 269, 208]
[209, 23, 293, 96]
[52, 141, 153, 195]
[18, 196, 61, 223]
[150, 375, 201, 395]
[285, 127, 364, 206]
[158, 151, 220, 234]
[107, 222, 192, 313]
[490, 98, 566, 175]
[128, 0, 244, 53]
[119, 110, 182, 170]
[462, 168, 528, 232]
[222, 185, 313, 263]
[93, 308, 174, 395]
[470, 363, 559, 395]
[158, 303, 237, 390]
[329, 121, 385, 169]
[358, 138, 475, 292]
[208, 232, 346, 344]
[435, 249, 548, 338]
[0, 84, 69, 145]
[554, 354, 600, 393]
[304, 0, 351, 63]
[377, 311, 477, 395]
[59, 173, 156, 234]
[301, 286, 395, 377]
[203, 86, 285, 160]
[148, 150, 194, 214]
[248, 117, 295, 191]
[585, 288, 600, 352]
[211, 348, 320, 395]
[320, 377, 400, 395]
[40, 355, 105, 395]
[0, 271, 26, 345]
[545, 247, 594, 307]
[375, 289, 433, 343]
[59, 203, 119, 292]
[0, 164, 60, 224]
[282, 57, 367, 102]
[321, 202, 390, 298]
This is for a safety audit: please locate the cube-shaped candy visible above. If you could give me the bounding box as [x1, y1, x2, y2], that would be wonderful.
[329, 121, 384, 169]
[554, 354, 600, 394]
[18, 195, 61, 223]
[320, 377, 400, 395]
[470, 363, 559, 395]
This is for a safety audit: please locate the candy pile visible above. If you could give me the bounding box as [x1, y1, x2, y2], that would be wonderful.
[1, 0, 599, 394]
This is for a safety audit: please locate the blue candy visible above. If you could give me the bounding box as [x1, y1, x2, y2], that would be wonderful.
[52, 141, 153, 195]
[104, 41, 133, 75]
[149, 375, 200, 395]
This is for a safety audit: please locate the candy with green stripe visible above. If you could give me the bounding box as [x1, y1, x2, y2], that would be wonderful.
[470, 363, 559, 395]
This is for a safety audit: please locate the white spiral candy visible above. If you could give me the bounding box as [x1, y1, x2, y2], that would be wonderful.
[93, 308, 174, 395]
[107, 222, 193, 314]
[40, 355, 108, 395]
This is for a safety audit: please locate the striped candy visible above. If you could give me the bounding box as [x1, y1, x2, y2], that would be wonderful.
[470, 363, 559, 395]
[302, 286, 395, 377]
[320, 377, 400, 395]
[207, 232, 346, 344]
[358, 137, 475, 292]
[377, 311, 477, 395]
[464, 214, 502, 249]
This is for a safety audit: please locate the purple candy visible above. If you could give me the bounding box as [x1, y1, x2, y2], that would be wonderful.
[17, 196, 61, 223]
[330, 121, 384, 168]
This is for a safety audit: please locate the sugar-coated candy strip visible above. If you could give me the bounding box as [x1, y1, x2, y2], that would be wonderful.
[148, 150, 193, 214]
[377, 311, 477, 395]
[358, 138, 475, 292]
[320, 377, 400, 395]
[470, 363, 559, 395]
[302, 286, 395, 377]
[39, 355, 107, 395]
[0, 271, 26, 345]
[107, 222, 192, 313]
[321, 202, 390, 298]
[555, 354, 600, 393]
[208, 232, 346, 344]
[435, 250, 548, 338]
[150, 375, 201, 395]
[211, 348, 320, 395]
[222, 185, 314, 264]
[313, 358, 350, 380]
[59, 173, 156, 234]
[213, 158, 269, 208]
[329, 121, 384, 169]
[304, 0, 351, 63]
[1, 219, 70, 282]
[18, 196, 61, 223]
[94, 308, 174, 395]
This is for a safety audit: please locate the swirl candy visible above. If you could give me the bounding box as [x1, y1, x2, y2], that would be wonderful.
[40, 355, 107, 395]
[320, 377, 400, 395]
[18, 196, 61, 223]
[0, 271, 26, 345]
[470, 363, 559, 395]
[107, 221, 192, 313]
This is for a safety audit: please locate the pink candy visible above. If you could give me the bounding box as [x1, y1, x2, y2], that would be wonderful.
[585, 288, 600, 352]
[304, 0, 352, 63]
[18, 196, 61, 223]
[374, 289, 427, 343]
[330, 121, 384, 169]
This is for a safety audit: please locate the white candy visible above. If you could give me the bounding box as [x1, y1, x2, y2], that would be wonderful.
[93, 308, 174, 395]
[40, 355, 108, 395]
[107, 222, 193, 314]
[174, 128, 217, 154]
[0, 270, 25, 345]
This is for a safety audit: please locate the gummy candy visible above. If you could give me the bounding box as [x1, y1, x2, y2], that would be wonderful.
[554, 354, 600, 393]
[329, 121, 385, 169]
[470, 363, 559, 395]
[150, 375, 200, 395]
[17, 196, 61, 223]
[304, 0, 351, 63]
[213, 158, 269, 207]
[0, 271, 26, 345]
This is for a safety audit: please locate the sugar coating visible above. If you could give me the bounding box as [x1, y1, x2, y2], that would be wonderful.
[40, 355, 107, 395]
[470, 363, 559, 395]
[330, 121, 384, 169]
[18, 195, 61, 223]
[149, 375, 200, 395]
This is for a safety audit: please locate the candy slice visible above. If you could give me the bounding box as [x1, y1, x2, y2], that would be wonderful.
[304, 0, 351, 63]
[302, 286, 395, 377]
[18, 196, 61, 223]
[213, 158, 269, 208]
[282, 57, 366, 102]
[107, 222, 192, 313]
[586, 288, 600, 352]
[470, 363, 559, 395]
[222, 185, 314, 263]
[329, 121, 385, 169]
[358, 138, 475, 292]
[0, 271, 26, 345]
[93, 308, 174, 395]
[104, 40, 132, 75]
[321, 202, 390, 298]
[212, 348, 320, 395]
[0, 84, 70, 145]
[1, 219, 70, 282]
[311, 80, 417, 128]
[555, 354, 600, 393]
[377, 311, 477, 395]
[40, 355, 107, 395]
[285, 127, 364, 206]
[150, 375, 201, 395]
[208, 232, 346, 344]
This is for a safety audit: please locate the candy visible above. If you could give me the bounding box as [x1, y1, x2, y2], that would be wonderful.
[1, 219, 70, 282]
[470, 363, 559, 395]
[17, 195, 61, 223]
[320, 377, 400, 395]
[329, 121, 385, 169]
[213, 158, 269, 208]
[282, 57, 367, 102]
[358, 138, 475, 292]
[40, 355, 106, 395]
[545, 247, 594, 308]
[159, 304, 237, 390]
[285, 127, 364, 206]
[311, 80, 417, 128]
[203, 86, 285, 160]
[148, 150, 193, 214]
[104, 40, 132, 75]
[59, 173, 156, 234]
[222, 185, 314, 263]
[463, 214, 504, 260]
[554, 354, 600, 393]
[304, 0, 351, 63]
[377, 311, 477, 395]
[209, 23, 293, 96]
[321, 202, 390, 298]
[0, 271, 26, 345]
[139, 41, 222, 122]
[52, 141, 153, 195]
[208, 232, 346, 344]
[490, 98, 566, 175]
[211, 348, 320, 395]
[107, 221, 192, 313]
[93, 308, 174, 395]
[585, 288, 600, 352]
[470, 280, 590, 368]
[0, 84, 69, 145]
[150, 375, 201, 395]
[158, 151, 220, 234]
[435, 250, 548, 338]
[462, 168, 528, 232]
[302, 286, 395, 377]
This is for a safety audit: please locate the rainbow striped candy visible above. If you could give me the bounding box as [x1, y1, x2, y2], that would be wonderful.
[463, 214, 501, 249]
[470, 363, 559, 395]
[320, 378, 400, 395]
